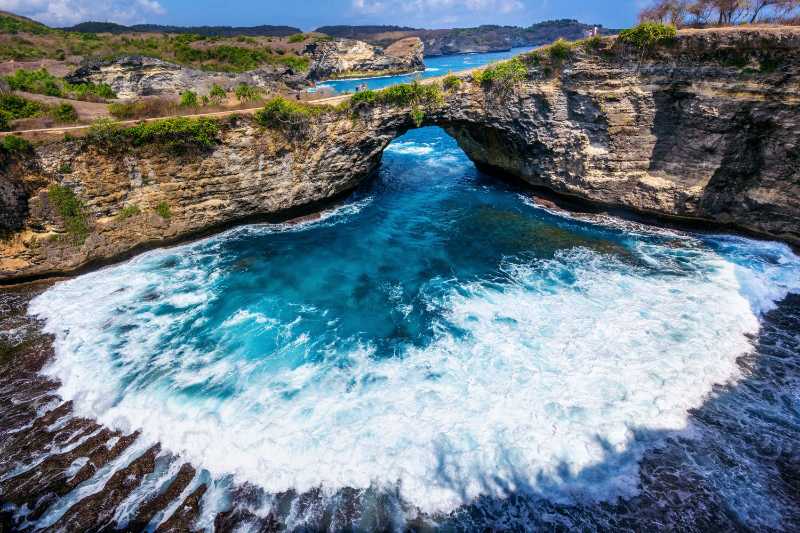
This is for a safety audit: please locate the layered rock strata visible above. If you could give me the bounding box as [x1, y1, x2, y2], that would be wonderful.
[305, 37, 424, 80]
[1, 27, 798, 282]
[66, 56, 308, 99]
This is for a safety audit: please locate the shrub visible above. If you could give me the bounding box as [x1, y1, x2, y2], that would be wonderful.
[548, 39, 573, 62]
[0, 93, 43, 119]
[58, 162, 72, 173]
[86, 118, 121, 144]
[209, 84, 226, 102]
[443, 74, 462, 91]
[273, 55, 310, 72]
[619, 22, 677, 49]
[155, 201, 171, 219]
[1, 135, 32, 154]
[474, 57, 527, 90]
[0, 112, 8, 131]
[179, 90, 198, 107]
[125, 117, 219, 150]
[3, 69, 115, 100]
[234, 84, 261, 102]
[51, 103, 78, 123]
[254, 97, 328, 136]
[117, 204, 141, 220]
[581, 35, 603, 52]
[47, 184, 89, 243]
[287, 33, 307, 43]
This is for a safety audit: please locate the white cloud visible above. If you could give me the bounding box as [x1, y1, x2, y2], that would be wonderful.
[0, 0, 166, 26]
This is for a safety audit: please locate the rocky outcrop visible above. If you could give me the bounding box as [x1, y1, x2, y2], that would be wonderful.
[305, 37, 424, 80]
[66, 56, 308, 99]
[1, 27, 799, 282]
[439, 27, 800, 245]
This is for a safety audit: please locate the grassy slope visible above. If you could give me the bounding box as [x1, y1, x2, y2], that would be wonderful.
[0, 11, 316, 73]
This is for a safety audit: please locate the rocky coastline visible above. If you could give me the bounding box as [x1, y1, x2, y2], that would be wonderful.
[1, 26, 799, 283]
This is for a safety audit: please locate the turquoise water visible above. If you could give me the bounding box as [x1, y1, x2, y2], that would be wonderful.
[31, 127, 800, 527]
[309, 46, 534, 94]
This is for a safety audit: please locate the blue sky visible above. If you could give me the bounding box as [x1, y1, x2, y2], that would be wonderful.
[0, 0, 644, 30]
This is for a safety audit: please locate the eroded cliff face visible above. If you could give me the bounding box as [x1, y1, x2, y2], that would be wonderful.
[441, 27, 800, 245]
[305, 37, 424, 80]
[67, 56, 308, 98]
[1, 27, 798, 282]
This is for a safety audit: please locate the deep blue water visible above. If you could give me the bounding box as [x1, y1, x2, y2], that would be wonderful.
[30, 127, 800, 530]
[309, 47, 534, 94]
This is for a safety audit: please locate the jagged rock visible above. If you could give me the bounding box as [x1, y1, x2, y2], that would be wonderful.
[65, 56, 308, 99]
[305, 37, 424, 80]
[1, 27, 799, 282]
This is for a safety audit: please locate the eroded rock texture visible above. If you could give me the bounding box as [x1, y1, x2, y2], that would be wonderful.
[66, 56, 308, 99]
[1, 27, 798, 283]
[305, 37, 424, 79]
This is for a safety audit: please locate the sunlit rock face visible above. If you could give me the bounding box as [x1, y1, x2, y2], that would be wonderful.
[66, 56, 307, 98]
[1, 27, 799, 282]
[305, 37, 424, 80]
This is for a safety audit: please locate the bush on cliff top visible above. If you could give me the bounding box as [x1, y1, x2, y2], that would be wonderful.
[619, 22, 677, 49]
[254, 97, 331, 137]
[86, 116, 220, 152]
[1, 135, 32, 154]
[473, 57, 527, 90]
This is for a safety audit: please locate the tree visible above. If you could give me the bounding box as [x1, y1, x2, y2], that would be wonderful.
[638, 0, 799, 25]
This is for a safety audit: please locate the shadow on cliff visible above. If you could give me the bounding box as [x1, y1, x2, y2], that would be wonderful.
[425, 293, 800, 531]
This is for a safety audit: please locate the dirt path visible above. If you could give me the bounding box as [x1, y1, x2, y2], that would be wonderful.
[0, 93, 354, 138]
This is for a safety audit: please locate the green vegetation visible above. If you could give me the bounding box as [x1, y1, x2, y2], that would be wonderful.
[3, 69, 116, 100]
[0, 13, 52, 35]
[1, 134, 32, 154]
[618, 22, 677, 50]
[86, 116, 219, 152]
[473, 57, 527, 90]
[254, 97, 329, 136]
[0, 93, 43, 129]
[209, 84, 226, 102]
[155, 201, 171, 219]
[0, 22, 310, 73]
[47, 184, 89, 243]
[234, 84, 261, 102]
[58, 162, 72, 173]
[348, 81, 444, 127]
[117, 204, 141, 220]
[51, 103, 78, 123]
[179, 90, 199, 107]
[349, 81, 443, 108]
[547, 38, 574, 62]
[126, 117, 219, 149]
[443, 75, 462, 92]
[580, 35, 603, 52]
[287, 33, 308, 43]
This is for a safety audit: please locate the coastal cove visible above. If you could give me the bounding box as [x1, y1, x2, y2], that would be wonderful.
[311, 46, 536, 94]
[2, 126, 800, 531]
[0, 18, 799, 533]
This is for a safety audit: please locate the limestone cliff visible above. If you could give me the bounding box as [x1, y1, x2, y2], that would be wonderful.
[1, 27, 798, 282]
[67, 56, 308, 99]
[305, 37, 424, 80]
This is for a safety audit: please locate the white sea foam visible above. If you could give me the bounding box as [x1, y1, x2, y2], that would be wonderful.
[28, 234, 800, 515]
[384, 141, 435, 156]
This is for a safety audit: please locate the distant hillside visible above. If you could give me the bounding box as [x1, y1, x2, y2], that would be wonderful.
[62, 21, 302, 37]
[0, 10, 53, 34]
[315, 25, 418, 38]
[315, 19, 617, 56]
